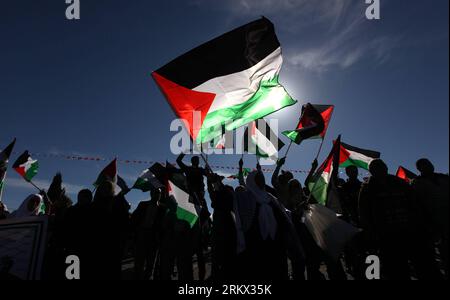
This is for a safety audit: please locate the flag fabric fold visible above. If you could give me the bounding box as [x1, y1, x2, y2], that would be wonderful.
[94, 158, 117, 187]
[307, 135, 342, 206]
[12, 151, 39, 182]
[339, 142, 380, 170]
[152, 17, 296, 144]
[283, 104, 333, 144]
[132, 168, 164, 192]
[243, 119, 285, 158]
[167, 179, 199, 228]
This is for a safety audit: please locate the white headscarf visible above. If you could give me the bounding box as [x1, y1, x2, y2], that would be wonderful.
[245, 171, 277, 241]
[10, 194, 43, 218]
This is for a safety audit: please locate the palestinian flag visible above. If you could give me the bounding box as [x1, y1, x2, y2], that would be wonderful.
[396, 166, 417, 183]
[12, 151, 39, 182]
[94, 158, 117, 187]
[0, 139, 16, 197]
[283, 104, 334, 144]
[228, 168, 251, 179]
[152, 17, 296, 144]
[167, 180, 199, 228]
[132, 168, 164, 192]
[339, 142, 380, 170]
[308, 135, 341, 206]
[244, 119, 285, 158]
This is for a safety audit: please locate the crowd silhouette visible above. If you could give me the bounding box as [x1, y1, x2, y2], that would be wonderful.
[0, 154, 448, 280]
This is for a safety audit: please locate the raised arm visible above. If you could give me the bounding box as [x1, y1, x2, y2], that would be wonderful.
[238, 158, 246, 186]
[176, 153, 188, 172]
[304, 159, 318, 188]
[271, 157, 286, 189]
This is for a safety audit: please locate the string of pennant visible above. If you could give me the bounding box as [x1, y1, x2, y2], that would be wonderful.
[24, 151, 316, 174]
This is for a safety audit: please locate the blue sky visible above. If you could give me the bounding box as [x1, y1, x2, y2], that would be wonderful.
[1, 0, 448, 210]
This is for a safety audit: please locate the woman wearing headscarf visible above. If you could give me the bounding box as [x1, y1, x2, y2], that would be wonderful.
[9, 194, 44, 218]
[234, 168, 304, 280]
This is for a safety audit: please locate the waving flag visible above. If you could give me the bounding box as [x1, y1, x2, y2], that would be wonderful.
[132, 168, 164, 192]
[339, 142, 380, 170]
[308, 136, 342, 206]
[0, 139, 16, 198]
[244, 119, 285, 158]
[94, 158, 117, 187]
[168, 180, 199, 228]
[152, 17, 296, 144]
[12, 151, 39, 182]
[396, 166, 417, 183]
[283, 104, 333, 144]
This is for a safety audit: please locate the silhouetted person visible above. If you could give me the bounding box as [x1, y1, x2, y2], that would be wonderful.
[88, 180, 124, 279]
[412, 158, 449, 277]
[208, 173, 237, 280]
[359, 159, 442, 280]
[64, 189, 93, 278]
[176, 153, 209, 280]
[131, 188, 165, 280]
[340, 166, 362, 225]
[271, 157, 295, 210]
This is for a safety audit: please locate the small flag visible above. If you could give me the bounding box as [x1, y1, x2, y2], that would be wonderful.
[308, 135, 342, 206]
[228, 168, 251, 179]
[244, 119, 285, 158]
[396, 166, 417, 183]
[0, 138, 16, 197]
[168, 180, 199, 228]
[12, 151, 39, 182]
[132, 168, 164, 192]
[339, 142, 380, 170]
[283, 104, 333, 144]
[94, 158, 117, 187]
[152, 17, 296, 144]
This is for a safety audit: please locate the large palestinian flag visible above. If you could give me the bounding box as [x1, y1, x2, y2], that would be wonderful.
[396, 166, 417, 183]
[282, 103, 330, 144]
[12, 151, 39, 182]
[339, 142, 380, 170]
[0, 139, 16, 198]
[244, 119, 285, 158]
[152, 17, 296, 144]
[94, 158, 117, 187]
[167, 180, 199, 228]
[308, 135, 341, 206]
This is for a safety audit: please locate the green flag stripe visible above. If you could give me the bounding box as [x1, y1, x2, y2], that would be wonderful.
[196, 76, 296, 143]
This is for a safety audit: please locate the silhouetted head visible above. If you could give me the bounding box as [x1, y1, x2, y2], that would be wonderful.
[279, 170, 294, 185]
[369, 159, 388, 179]
[416, 158, 435, 177]
[94, 180, 115, 203]
[191, 156, 200, 167]
[255, 171, 266, 190]
[77, 189, 93, 206]
[288, 179, 302, 196]
[345, 166, 359, 181]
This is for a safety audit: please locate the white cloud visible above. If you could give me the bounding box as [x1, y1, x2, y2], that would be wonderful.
[192, 0, 400, 73]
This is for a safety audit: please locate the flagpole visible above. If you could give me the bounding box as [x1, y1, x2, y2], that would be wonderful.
[283, 140, 294, 159]
[26, 179, 42, 192]
[314, 138, 325, 161]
